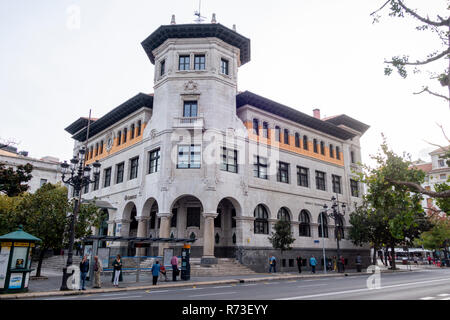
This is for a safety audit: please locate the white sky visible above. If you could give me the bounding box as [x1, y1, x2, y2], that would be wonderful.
[0, 0, 449, 167]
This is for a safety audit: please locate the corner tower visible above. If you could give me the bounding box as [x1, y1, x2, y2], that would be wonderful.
[141, 20, 251, 132]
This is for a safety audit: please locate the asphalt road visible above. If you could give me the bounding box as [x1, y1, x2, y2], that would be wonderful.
[32, 268, 450, 301]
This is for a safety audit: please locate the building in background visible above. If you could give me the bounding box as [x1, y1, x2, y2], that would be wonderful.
[65, 16, 370, 272]
[0, 144, 62, 193]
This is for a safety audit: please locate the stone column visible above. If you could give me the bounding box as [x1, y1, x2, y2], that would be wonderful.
[136, 216, 150, 256]
[157, 212, 172, 256]
[201, 212, 218, 265]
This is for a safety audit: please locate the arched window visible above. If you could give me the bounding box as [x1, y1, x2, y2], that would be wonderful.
[277, 207, 290, 222]
[335, 216, 345, 240]
[318, 212, 328, 238]
[303, 135, 308, 150]
[254, 205, 269, 234]
[275, 126, 281, 142]
[295, 133, 300, 148]
[283, 129, 289, 145]
[299, 210, 311, 237]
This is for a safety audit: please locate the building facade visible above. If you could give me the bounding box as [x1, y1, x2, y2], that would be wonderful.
[0, 145, 62, 194]
[65, 19, 370, 272]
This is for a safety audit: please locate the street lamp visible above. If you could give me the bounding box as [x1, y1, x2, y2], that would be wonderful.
[322, 195, 346, 273]
[59, 147, 100, 290]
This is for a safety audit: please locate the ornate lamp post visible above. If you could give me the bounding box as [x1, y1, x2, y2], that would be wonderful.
[59, 148, 100, 290]
[322, 196, 346, 273]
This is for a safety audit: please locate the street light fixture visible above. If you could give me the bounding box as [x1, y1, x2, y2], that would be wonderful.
[59, 147, 100, 290]
[322, 195, 346, 273]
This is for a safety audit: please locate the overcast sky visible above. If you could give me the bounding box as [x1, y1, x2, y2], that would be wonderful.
[1, 0, 448, 167]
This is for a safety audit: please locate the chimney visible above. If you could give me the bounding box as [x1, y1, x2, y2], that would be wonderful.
[170, 14, 176, 25]
[211, 13, 217, 24]
[313, 108, 321, 119]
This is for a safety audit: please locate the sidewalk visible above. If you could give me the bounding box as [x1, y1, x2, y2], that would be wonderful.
[0, 265, 420, 300]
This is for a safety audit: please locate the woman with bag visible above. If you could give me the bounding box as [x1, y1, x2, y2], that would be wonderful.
[111, 255, 123, 287]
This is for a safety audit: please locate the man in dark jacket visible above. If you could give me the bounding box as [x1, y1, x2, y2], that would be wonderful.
[152, 260, 161, 285]
[296, 256, 302, 273]
[79, 255, 89, 290]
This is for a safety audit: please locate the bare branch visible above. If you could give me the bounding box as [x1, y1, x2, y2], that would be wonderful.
[386, 178, 450, 198]
[370, 0, 391, 17]
[397, 0, 450, 27]
[413, 87, 450, 102]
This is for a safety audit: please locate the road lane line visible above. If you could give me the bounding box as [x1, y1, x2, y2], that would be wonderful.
[146, 290, 170, 294]
[183, 287, 206, 291]
[420, 297, 435, 300]
[438, 293, 450, 297]
[297, 284, 327, 288]
[212, 285, 233, 288]
[240, 284, 257, 287]
[278, 277, 450, 300]
[97, 293, 130, 297]
[189, 291, 237, 298]
[440, 297, 450, 300]
[93, 294, 143, 300]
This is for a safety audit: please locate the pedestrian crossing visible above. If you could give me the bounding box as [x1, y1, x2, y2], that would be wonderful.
[420, 293, 450, 300]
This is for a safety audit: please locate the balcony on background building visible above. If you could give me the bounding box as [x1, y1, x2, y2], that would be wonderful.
[173, 116, 204, 130]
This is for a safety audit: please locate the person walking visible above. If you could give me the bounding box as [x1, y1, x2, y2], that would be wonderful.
[79, 255, 89, 290]
[160, 264, 168, 281]
[340, 256, 345, 272]
[93, 256, 103, 288]
[111, 255, 122, 287]
[309, 256, 317, 274]
[171, 255, 179, 281]
[152, 260, 161, 285]
[332, 256, 337, 272]
[296, 256, 302, 273]
[427, 255, 432, 265]
[269, 256, 276, 273]
[356, 254, 362, 272]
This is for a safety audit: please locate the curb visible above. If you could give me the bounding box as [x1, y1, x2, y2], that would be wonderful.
[0, 268, 415, 300]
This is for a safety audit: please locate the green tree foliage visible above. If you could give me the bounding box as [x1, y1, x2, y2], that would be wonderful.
[0, 195, 22, 235]
[415, 217, 450, 251]
[435, 182, 450, 214]
[0, 163, 33, 196]
[268, 220, 296, 256]
[353, 138, 432, 268]
[371, 0, 450, 104]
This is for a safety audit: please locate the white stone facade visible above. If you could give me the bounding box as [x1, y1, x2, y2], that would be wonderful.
[67, 22, 370, 271]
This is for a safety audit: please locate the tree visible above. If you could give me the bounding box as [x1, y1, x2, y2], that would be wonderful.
[0, 195, 22, 235]
[415, 217, 450, 262]
[268, 220, 295, 269]
[357, 138, 431, 269]
[0, 163, 33, 196]
[371, 0, 450, 105]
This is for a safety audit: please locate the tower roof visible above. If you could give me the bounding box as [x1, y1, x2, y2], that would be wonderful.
[141, 23, 251, 65]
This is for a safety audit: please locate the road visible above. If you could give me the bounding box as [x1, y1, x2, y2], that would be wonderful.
[31, 268, 450, 300]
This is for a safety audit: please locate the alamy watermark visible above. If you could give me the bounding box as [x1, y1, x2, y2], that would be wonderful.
[66, 4, 81, 30]
[366, 265, 381, 289]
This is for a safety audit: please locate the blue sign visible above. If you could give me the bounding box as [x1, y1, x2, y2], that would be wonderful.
[314, 240, 320, 243]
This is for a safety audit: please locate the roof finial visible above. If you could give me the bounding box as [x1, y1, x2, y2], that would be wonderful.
[211, 13, 217, 24]
[233, 24, 236, 32]
[170, 14, 176, 25]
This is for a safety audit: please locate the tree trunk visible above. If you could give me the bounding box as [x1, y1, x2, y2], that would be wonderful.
[372, 246, 378, 265]
[35, 248, 46, 277]
[391, 244, 396, 270]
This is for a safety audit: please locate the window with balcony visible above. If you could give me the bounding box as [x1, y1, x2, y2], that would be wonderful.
[221, 147, 238, 173]
[183, 101, 198, 117]
[177, 145, 201, 169]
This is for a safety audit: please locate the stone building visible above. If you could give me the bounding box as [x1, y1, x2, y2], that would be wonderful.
[65, 18, 370, 272]
[0, 144, 62, 194]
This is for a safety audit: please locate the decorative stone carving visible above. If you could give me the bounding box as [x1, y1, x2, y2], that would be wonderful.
[106, 132, 113, 152]
[183, 80, 199, 92]
[240, 176, 248, 196]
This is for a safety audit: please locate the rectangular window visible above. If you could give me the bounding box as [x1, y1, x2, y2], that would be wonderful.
[194, 55, 205, 70]
[103, 167, 111, 188]
[39, 179, 47, 187]
[116, 162, 124, 184]
[336, 146, 340, 160]
[123, 128, 127, 143]
[95, 143, 99, 156]
[275, 126, 281, 142]
[330, 145, 334, 158]
[253, 119, 259, 135]
[313, 139, 318, 153]
[284, 129, 289, 145]
[440, 173, 447, 180]
[183, 101, 198, 117]
[221, 147, 238, 173]
[253, 156, 268, 179]
[148, 148, 161, 174]
[332, 174, 342, 194]
[100, 140, 103, 154]
[93, 173, 100, 191]
[295, 133, 300, 148]
[129, 157, 139, 180]
[130, 124, 135, 139]
[277, 162, 289, 183]
[351, 151, 355, 164]
[160, 59, 165, 76]
[137, 120, 142, 136]
[221, 58, 229, 75]
[263, 122, 268, 138]
[84, 181, 89, 194]
[179, 55, 190, 70]
[177, 145, 201, 169]
[117, 131, 122, 146]
[186, 207, 201, 227]
[316, 170, 326, 191]
[171, 208, 177, 228]
[350, 179, 359, 197]
[297, 166, 309, 187]
[438, 159, 445, 167]
[303, 136, 308, 150]
[320, 141, 325, 155]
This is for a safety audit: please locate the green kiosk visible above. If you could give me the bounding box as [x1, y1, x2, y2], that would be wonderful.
[0, 225, 41, 293]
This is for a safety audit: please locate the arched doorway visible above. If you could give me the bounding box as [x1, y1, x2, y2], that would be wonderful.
[122, 202, 138, 256]
[216, 197, 241, 258]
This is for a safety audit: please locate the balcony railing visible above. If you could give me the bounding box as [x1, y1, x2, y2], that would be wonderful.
[173, 116, 204, 129]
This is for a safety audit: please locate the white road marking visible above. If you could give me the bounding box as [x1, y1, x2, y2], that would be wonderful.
[93, 294, 142, 300]
[278, 277, 450, 300]
[97, 293, 129, 297]
[420, 297, 435, 300]
[240, 284, 257, 287]
[189, 291, 237, 298]
[440, 297, 450, 300]
[44, 296, 83, 300]
[437, 293, 450, 297]
[183, 287, 206, 291]
[297, 284, 327, 288]
[212, 285, 233, 288]
[146, 290, 170, 294]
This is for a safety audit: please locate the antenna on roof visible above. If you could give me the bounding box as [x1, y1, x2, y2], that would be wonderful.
[194, 0, 206, 23]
